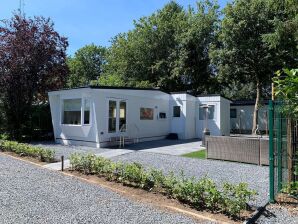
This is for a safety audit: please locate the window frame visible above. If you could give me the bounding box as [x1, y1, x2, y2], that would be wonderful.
[60, 97, 92, 126]
[173, 106, 181, 118]
[199, 104, 216, 121]
[106, 98, 127, 135]
[230, 108, 237, 119]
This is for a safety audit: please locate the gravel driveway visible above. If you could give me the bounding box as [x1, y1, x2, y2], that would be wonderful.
[112, 151, 269, 207]
[257, 204, 298, 224]
[0, 154, 204, 224]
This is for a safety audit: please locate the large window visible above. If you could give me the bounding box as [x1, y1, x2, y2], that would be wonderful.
[119, 101, 126, 132]
[63, 99, 82, 125]
[109, 101, 117, 132]
[140, 108, 154, 120]
[173, 106, 181, 117]
[84, 99, 90, 124]
[199, 105, 215, 120]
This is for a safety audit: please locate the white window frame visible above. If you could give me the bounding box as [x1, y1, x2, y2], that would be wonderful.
[199, 103, 216, 121]
[60, 97, 92, 126]
[106, 98, 127, 136]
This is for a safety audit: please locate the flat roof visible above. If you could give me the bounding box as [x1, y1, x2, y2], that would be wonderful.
[197, 94, 232, 102]
[49, 85, 168, 94]
[231, 99, 269, 106]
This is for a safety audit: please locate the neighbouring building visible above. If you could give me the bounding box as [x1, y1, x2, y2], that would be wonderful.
[48, 86, 231, 148]
[230, 100, 269, 134]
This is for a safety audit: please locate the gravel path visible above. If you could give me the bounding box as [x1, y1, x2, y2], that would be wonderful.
[0, 154, 204, 224]
[31, 142, 110, 161]
[257, 204, 298, 224]
[112, 151, 269, 207]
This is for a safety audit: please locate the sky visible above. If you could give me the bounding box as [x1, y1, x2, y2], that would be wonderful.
[1, 0, 229, 56]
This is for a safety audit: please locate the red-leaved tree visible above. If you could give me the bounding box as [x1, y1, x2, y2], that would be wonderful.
[0, 14, 68, 139]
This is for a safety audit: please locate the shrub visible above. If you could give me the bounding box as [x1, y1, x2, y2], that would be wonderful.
[0, 133, 9, 140]
[68, 153, 257, 219]
[282, 181, 298, 196]
[144, 168, 165, 190]
[122, 162, 147, 187]
[0, 140, 55, 162]
[222, 182, 257, 218]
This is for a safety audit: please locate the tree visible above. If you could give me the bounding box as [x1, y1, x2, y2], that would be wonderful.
[0, 14, 68, 139]
[67, 44, 106, 88]
[101, 1, 219, 94]
[210, 0, 297, 134]
[274, 69, 298, 118]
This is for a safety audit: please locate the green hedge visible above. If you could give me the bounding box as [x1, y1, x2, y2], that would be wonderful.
[0, 140, 55, 163]
[70, 153, 257, 218]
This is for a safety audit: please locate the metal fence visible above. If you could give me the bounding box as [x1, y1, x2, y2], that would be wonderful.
[268, 100, 298, 202]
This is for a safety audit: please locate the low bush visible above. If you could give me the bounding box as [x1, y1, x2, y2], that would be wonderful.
[69, 153, 257, 219]
[0, 140, 55, 162]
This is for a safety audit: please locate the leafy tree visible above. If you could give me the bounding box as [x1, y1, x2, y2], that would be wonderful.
[67, 44, 106, 87]
[274, 69, 298, 118]
[210, 0, 297, 133]
[0, 14, 68, 139]
[101, 1, 219, 94]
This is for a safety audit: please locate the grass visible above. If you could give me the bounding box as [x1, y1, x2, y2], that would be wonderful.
[182, 149, 206, 159]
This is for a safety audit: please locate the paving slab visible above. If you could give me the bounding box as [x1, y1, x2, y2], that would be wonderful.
[43, 149, 133, 171]
[121, 139, 203, 156]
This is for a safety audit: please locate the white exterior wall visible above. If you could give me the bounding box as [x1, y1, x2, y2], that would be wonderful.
[94, 89, 170, 146]
[185, 94, 197, 139]
[48, 88, 99, 147]
[169, 93, 197, 139]
[220, 97, 231, 136]
[170, 94, 186, 139]
[196, 96, 231, 138]
[49, 88, 231, 147]
[230, 105, 268, 132]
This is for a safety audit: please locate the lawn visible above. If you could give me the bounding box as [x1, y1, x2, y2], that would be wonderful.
[182, 150, 206, 159]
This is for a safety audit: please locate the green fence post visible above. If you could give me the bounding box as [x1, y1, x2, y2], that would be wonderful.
[269, 100, 275, 202]
[277, 106, 282, 191]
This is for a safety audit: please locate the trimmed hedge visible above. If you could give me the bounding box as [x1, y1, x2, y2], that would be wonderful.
[70, 153, 257, 218]
[0, 140, 55, 163]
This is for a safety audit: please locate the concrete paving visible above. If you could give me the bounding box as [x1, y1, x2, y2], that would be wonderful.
[39, 139, 203, 170]
[44, 149, 134, 171]
[138, 140, 203, 155]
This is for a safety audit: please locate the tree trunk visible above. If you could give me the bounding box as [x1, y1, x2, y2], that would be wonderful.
[252, 81, 260, 134]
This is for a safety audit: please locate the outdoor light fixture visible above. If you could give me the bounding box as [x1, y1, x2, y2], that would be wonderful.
[201, 104, 210, 147]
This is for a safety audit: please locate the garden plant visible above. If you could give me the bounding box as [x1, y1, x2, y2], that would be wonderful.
[69, 153, 257, 219]
[0, 140, 55, 163]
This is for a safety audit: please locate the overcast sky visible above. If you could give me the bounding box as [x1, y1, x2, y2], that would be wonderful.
[1, 0, 229, 55]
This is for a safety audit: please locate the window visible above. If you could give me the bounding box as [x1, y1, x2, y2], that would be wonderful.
[108, 101, 117, 132]
[140, 108, 154, 120]
[230, 108, 237, 118]
[199, 105, 215, 120]
[159, 112, 167, 119]
[63, 99, 81, 125]
[84, 99, 90, 124]
[119, 101, 126, 132]
[173, 106, 181, 117]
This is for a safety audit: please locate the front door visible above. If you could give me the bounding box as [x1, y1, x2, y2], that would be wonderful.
[107, 99, 127, 135]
